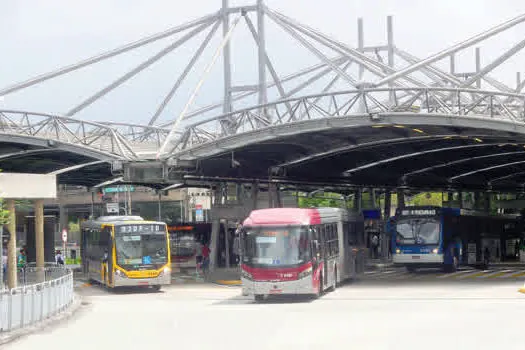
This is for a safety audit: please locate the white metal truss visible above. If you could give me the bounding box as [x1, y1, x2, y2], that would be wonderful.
[0, 110, 168, 160]
[0, 1, 524, 161]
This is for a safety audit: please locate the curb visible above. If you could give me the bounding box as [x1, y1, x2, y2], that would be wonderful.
[0, 293, 84, 346]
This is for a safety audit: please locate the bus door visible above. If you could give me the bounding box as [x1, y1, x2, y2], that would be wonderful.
[101, 225, 113, 286]
[310, 226, 322, 283]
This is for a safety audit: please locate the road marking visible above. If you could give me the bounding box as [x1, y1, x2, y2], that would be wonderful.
[508, 270, 525, 278]
[437, 270, 473, 278]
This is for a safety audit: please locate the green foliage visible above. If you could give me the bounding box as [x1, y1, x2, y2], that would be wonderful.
[297, 192, 345, 208]
[0, 199, 9, 225]
[68, 221, 80, 233]
[66, 257, 82, 265]
[409, 192, 443, 207]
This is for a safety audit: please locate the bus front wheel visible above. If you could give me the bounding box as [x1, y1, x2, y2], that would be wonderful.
[152, 285, 162, 292]
[254, 294, 264, 302]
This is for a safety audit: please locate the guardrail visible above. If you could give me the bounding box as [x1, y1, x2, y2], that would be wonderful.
[0, 266, 74, 333]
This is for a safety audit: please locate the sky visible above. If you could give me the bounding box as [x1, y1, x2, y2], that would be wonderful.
[1, 0, 525, 127]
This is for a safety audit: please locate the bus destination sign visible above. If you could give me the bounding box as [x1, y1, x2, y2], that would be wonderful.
[117, 224, 165, 234]
[401, 209, 437, 216]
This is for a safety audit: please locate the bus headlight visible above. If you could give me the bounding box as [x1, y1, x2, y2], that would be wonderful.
[163, 266, 171, 274]
[298, 266, 312, 279]
[432, 248, 439, 254]
[241, 270, 253, 280]
[115, 269, 127, 278]
[396, 249, 401, 254]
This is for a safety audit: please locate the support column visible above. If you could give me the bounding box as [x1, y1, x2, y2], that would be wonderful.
[35, 199, 45, 282]
[7, 199, 17, 289]
[484, 192, 491, 213]
[397, 189, 405, 208]
[251, 183, 259, 211]
[384, 190, 392, 219]
[209, 219, 220, 273]
[370, 188, 377, 208]
[222, 0, 233, 115]
[353, 189, 362, 212]
[59, 203, 68, 238]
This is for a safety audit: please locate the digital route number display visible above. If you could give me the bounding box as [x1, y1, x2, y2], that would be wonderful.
[117, 224, 165, 234]
[400, 209, 438, 216]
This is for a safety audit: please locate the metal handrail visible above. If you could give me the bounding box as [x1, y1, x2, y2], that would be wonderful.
[0, 266, 74, 333]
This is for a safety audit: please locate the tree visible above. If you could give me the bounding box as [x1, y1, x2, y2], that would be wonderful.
[0, 198, 9, 225]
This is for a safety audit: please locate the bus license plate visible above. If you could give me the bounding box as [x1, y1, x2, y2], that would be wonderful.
[412, 256, 420, 259]
[138, 281, 149, 285]
[269, 289, 282, 294]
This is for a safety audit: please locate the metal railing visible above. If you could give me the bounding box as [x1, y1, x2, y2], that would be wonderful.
[0, 266, 74, 333]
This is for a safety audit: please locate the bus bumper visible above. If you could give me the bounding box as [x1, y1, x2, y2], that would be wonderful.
[241, 276, 314, 296]
[113, 272, 171, 287]
[393, 254, 444, 266]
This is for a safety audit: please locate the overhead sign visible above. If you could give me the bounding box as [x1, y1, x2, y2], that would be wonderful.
[106, 203, 119, 213]
[103, 186, 135, 194]
[62, 229, 68, 243]
[401, 209, 438, 216]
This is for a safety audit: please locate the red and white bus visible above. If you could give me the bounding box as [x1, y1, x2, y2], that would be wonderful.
[241, 207, 366, 301]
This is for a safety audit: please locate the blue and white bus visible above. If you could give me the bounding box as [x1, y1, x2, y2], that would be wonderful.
[390, 206, 522, 272]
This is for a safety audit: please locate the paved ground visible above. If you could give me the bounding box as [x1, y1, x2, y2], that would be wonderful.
[364, 266, 525, 280]
[5, 273, 525, 350]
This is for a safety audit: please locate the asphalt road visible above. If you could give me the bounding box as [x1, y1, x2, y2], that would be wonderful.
[5, 277, 525, 350]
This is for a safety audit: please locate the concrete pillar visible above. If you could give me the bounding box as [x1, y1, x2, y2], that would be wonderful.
[35, 199, 45, 282]
[209, 219, 220, 272]
[458, 192, 463, 209]
[7, 199, 17, 289]
[59, 203, 68, 241]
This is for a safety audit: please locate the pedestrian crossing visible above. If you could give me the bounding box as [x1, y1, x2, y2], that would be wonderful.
[363, 268, 525, 281]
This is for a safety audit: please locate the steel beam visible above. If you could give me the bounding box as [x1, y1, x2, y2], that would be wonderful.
[375, 13, 525, 87]
[0, 13, 220, 97]
[157, 14, 242, 158]
[450, 160, 525, 180]
[404, 151, 525, 179]
[148, 20, 221, 126]
[66, 20, 215, 116]
[344, 143, 508, 175]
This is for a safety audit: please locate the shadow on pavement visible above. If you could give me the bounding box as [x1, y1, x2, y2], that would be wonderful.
[212, 294, 316, 305]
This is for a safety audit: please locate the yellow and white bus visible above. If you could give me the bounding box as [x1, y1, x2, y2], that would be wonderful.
[81, 216, 171, 291]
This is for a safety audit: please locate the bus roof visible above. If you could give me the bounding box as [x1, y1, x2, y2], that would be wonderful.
[243, 207, 358, 226]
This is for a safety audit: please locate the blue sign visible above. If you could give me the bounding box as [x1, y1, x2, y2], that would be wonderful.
[142, 256, 152, 264]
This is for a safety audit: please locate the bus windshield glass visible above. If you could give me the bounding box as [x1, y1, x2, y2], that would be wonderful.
[243, 226, 311, 267]
[115, 224, 168, 266]
[396, 218, 440, 245]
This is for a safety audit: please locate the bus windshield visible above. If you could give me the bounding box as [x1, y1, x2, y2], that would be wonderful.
[396, 218, 440, 245]
[242, 226, 311, 267]
[115, 224, 168, 266]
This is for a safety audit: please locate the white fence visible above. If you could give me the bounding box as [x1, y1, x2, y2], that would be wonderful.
[0, 267, 74, 333]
